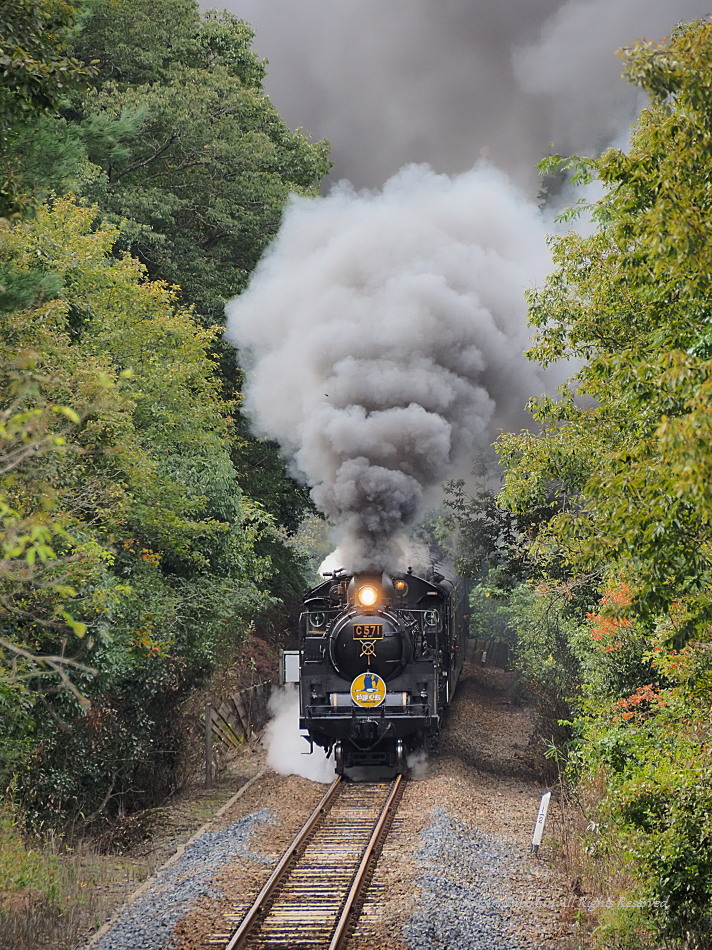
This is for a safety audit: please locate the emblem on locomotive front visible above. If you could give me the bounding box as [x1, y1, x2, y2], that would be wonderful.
[350, 672, 387, 707]
[353, 621, 383, 665]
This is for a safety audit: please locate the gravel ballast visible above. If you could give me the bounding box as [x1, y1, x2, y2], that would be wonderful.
[90, 810, 273, 950]
[405, 806, 562, 950]
[86, 664, 576, 950]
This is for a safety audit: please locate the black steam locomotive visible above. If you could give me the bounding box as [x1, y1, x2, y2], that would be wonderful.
[298, 566, 467, 773]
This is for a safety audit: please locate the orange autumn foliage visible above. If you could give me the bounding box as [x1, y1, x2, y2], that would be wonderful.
[586, 582, 635, 652]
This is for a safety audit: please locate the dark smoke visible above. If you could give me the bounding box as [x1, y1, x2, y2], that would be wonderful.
[200, 0, 708, 189]
[225, 163, 555, 569]
[221, 1, 707, 567]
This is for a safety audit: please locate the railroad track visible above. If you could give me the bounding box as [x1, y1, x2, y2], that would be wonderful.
[210, 773, 406, 950]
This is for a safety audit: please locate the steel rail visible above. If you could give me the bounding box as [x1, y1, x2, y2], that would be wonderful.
[224, 775, 342, 950]
[328, 772, 405, 950]
[221, 773, 406, 950]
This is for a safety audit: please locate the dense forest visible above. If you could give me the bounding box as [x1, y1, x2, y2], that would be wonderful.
[0, 0, 329, 834]
[446, 20, 712, 950]
[1, 2, 712, 948]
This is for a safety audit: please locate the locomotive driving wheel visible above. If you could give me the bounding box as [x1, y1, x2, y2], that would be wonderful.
[395, 739, 406, 773]
[334, 741, 344, 775]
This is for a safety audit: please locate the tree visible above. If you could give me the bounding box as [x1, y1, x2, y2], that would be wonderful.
[0, 196, 274, 826]
[72, 0, 265, 88]
[0, 0, 97, 213]
[67, 0, 330, 325]
[0, 0, 332, 829]
[438, 479, 554, 584]
[3, 0, 330, 324]
[497, 20, 712, 946]
[0, 0, 95, 127]
[1, 1, 329, 606]
[80, 62, 329, 324]
[73, 0, 329, 598]
[499, 19, 712, 639]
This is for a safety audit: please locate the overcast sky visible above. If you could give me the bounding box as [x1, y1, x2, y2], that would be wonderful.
[199, 0, 709, 192]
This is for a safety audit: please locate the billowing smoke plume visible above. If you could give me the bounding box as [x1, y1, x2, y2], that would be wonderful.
[200, 0, 709, 189]
[226, 163, 553, 570]
[219, 3, 708, 568]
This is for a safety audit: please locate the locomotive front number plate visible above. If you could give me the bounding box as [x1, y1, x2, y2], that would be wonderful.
[353, 623, 383, 639]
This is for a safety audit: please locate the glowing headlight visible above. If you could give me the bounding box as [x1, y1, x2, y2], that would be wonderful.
[357, 585, 379, 608]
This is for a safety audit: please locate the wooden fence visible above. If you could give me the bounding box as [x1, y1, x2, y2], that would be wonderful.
[203, 681, 272, 783]
[206, 680, 272, 749]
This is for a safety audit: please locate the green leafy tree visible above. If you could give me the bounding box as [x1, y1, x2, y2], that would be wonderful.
[67, 0, 330, 325]
[4, 1, 330, 324]
[0, 0, 91, 122]
[439, 479, 554, 583]
[500, 19, 712, 636]
[72, 0, 264, 88]
[80, 63, 329, 323]
[0, 0, 97, 213]
[2, 0, 328, 611]
[498, 20, 712, 947]
[0, 0, 331, 830]
[74, 0, 329, 600]
[0, 196, 275, 825]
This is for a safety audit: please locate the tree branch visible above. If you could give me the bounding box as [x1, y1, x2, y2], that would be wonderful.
[110, 131, 181, 183]
[143, 157, 212, 181]
[0, 637, 96, 706]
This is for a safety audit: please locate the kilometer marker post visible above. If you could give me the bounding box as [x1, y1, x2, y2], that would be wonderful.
[531, 791, 551, 856]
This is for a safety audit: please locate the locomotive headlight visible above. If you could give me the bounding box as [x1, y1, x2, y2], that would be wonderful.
[357, 584, 379, 608]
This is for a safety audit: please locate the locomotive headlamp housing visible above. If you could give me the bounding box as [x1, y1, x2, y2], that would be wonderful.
[357, 584, 379, 608]
[394, 579, 408, 595]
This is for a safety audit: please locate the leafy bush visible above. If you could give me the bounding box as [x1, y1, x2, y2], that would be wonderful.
[496, 21, 712, 947]
[0, 809, 58, 901]
[0, 198, 275, 829]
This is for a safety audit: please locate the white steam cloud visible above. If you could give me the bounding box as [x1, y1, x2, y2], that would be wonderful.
[264, 687, 333, 783]
[226, 162, 554, 569]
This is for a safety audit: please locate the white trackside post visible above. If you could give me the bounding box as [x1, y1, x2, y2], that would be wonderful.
[531, 791, 551, 856]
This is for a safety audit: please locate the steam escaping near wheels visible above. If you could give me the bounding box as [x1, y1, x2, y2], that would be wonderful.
[226, 162, 556, 570]
[264, 687, 334, 783]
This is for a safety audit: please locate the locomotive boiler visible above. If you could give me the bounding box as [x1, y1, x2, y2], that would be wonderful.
[298, 566, 467, 773]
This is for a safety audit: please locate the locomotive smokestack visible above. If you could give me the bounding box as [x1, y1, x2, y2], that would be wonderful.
[226, 162, 556, 570]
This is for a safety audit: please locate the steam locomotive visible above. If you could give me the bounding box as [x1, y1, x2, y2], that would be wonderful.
[298, 566, 467, 773]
